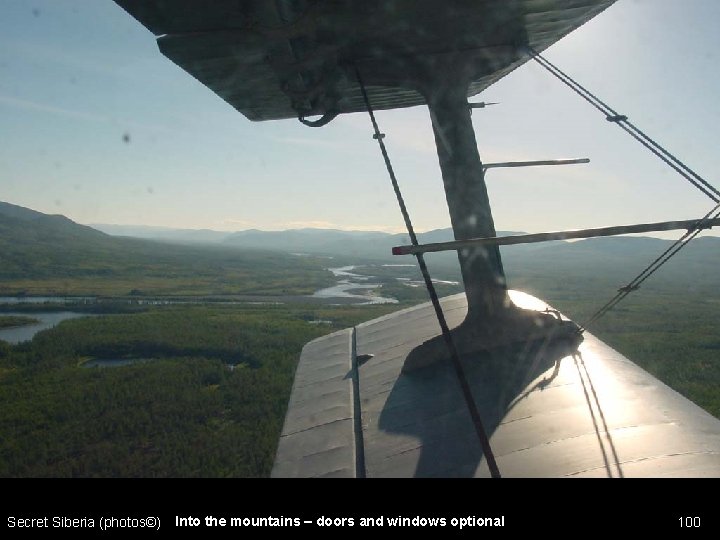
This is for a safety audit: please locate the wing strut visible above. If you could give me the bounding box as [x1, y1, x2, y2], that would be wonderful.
[355, 66, 502, 479]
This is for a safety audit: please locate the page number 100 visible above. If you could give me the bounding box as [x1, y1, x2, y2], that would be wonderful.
[679, 517, 701, 527]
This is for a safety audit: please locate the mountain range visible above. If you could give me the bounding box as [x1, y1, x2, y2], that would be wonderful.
[93, 218, 720, 286]
[4, 201, 720, 293]
[0, 201, 331, 295]
[92, 222, 549, 263]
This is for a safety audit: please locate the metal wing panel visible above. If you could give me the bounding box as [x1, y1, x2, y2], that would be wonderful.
[272, 291, 720, 477]
[114, 0, 616, 121]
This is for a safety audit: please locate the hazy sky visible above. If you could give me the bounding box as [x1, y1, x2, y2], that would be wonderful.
[1, 0, 719, 237]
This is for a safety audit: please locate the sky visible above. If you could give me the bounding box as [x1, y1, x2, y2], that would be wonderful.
[1, 0, 719, 237]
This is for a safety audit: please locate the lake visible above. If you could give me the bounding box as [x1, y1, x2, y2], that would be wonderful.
[0, 312, 88, 344]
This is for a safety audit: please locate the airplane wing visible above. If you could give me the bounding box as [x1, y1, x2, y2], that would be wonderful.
[112, 1, 720, 477]
[113, 0, 615, 121]
[272, 291, 720, 477]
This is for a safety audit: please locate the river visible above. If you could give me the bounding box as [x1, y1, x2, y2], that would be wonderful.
[0, 264, 455, 317]
[311, 266, 398, 305]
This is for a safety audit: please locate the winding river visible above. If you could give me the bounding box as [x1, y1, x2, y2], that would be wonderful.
[311, 266, 398, 305]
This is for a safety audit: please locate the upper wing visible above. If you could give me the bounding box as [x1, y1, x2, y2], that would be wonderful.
[113, 0, 616, 121]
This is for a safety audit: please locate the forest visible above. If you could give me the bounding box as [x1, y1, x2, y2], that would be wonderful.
[0, 303, 399, 477]
[2, 274, 718, 477]
[1, 202, 718, 476]
[0, 315, 38, 329]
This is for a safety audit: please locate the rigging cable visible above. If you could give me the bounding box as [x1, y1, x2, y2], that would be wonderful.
[527, 46, 720, 203]
[354, 66, 502, 478]
[526, 46, 720, 330]
[579, 202, 720, 331]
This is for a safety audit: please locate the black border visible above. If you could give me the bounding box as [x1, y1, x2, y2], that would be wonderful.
[3, 478, 715, 536]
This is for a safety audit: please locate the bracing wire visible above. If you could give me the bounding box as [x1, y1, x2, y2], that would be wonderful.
[579, 203, 720, 331]
[527, 46, 720, 330]
[528, 46, 720, 203]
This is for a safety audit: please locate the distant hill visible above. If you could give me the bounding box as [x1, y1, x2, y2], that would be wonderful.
[0, 202, 331, 296]
[0, 202, 116, 280]
[503, 235, 720, 276]
[4, 200, 719, 296]
[93, 223, 529, 262]
[91, 224, 231, 244]
[500, 234, 720, 301]
[224, 228, 410, 260]
[221, 227, 539, 262]
[88, 216, 720, 286]
[0, 201, 108, 244]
